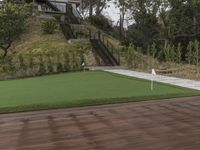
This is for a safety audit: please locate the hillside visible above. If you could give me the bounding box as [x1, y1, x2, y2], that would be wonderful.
[0, 16, 100, 79]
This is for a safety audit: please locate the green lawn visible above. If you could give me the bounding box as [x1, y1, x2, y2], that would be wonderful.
[0, 71, 199, 113]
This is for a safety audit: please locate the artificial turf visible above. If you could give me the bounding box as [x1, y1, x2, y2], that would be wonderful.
[0, 71, 199, 113]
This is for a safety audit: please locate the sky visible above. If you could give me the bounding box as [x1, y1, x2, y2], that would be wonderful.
[102, 0, 120, 26]
[102, 0, 133, 28]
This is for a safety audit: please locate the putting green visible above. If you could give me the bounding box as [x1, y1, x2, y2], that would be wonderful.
[0, 71, 199, 113]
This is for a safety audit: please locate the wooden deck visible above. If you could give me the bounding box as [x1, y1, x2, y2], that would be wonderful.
[1, 96, 200, 150]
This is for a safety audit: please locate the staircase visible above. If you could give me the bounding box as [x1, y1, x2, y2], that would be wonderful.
[60, 21, 76, 39]
[37, 0, 120, 66]
[66, 4, 80, 24]
[37, 0, 77, 39]
[90, 39, 119, 66]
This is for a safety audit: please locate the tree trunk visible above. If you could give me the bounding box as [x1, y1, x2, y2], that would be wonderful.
[3, 49, 8, 58]
[89, 0, 93, 17]
[119, 7, 125, 41]
[0, 42, 11, 58]
[96, 0, 101, 16]
[96, 0, 106, 16]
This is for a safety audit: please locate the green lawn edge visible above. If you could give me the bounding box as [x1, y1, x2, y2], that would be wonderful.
[101, 70, 200, 92]
[0, 88, 199, 114]
[0, 70, 199, 114]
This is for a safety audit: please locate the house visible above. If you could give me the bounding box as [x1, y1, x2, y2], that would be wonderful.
[37, 0, 82, 13]
[0, 0, 4, 6]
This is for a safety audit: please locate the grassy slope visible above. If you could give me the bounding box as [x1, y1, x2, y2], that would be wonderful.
[0, 71, 199, 113]
[0, 16, 93, 79]
[10, 17, 91, 55]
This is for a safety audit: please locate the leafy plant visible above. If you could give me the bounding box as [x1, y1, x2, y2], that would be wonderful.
[42, 19, 57, 34]
[175, 43, 182, 64]
[89, 15, 113, 33]
[193, 40, 200, 75]
[18, 54, 26, 71]
[150, 42, 157, 66]
[56, 54, 63, 72]
[0, 3, 31, 57]
[63, 52, 69, 71]
[38, 55, 45, 75]
[186, 41, 193, 65]
[126, 43, 134, 68]
[47, 55, 53, 73]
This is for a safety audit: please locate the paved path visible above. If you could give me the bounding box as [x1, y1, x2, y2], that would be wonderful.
[104, 69, 200, 90]
[1, 96, 200, 150]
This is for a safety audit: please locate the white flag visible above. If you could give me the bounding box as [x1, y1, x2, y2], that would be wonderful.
[152, 69, 156, 75]
[151, 69, 156, 91]
[82, 62, 85, 67]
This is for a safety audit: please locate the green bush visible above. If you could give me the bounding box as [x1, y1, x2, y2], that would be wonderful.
[126, 43, 134, 68]
[42, 19, 57, 34]
[18, 55, 26, 70]
[63, 52, 69, 71]
[38, 55, 45, 75]
[89, 15, 113, 33]
[47, 55, 53, 73]
[56, 54, 63, 72]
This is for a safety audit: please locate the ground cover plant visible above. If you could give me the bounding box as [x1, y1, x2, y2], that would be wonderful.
[0, 71, 199, 114]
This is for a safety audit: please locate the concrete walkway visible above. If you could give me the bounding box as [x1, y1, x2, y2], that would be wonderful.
[104, 69, 200, 91]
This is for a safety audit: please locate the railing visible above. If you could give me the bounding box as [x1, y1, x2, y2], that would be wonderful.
[68, 0, 81, 4]
[96, 31, 121, 65]
[39, 0, 82, 21]
[71, 4, 82, 20]
[45, 0, 60, 11]
[37, 0, 121, 64]
[60, 21, 76, 39]
[70, 24, 122, 64]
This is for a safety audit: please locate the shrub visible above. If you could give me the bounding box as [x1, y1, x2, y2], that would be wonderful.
[56, 54, 63, 72]
[46, 55, 52, 73]
[63, 52, 69, 71]
[193, 40, 200, 70]
[18, 55, 26, 70]
[42, 19, 57, 34]
[89, 15, 113, 33]
[126, 43, 134, 68]
[175, 43, 182, 64]
[38, 55, 45, 75]
[186, 41, 193, 65]
[0, 3, 31, 57]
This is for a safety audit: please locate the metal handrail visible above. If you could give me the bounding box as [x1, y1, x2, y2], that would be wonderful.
[70, 24, 122, 64]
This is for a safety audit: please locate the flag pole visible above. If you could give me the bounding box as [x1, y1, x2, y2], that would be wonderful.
[82, 62, 85, 72]
[151, 69, 156, 91]
[151, 77, 153, 91]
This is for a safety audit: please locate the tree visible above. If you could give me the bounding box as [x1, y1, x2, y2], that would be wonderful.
[82, 0, 111, 17]
[118, 0, 129, 41]
[0, 3, 30, 57]
[161, 0, 200, 53]
[126, 0, 161, 49]
[124, 0, 200, 59]
[89, 15, 113, 32]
